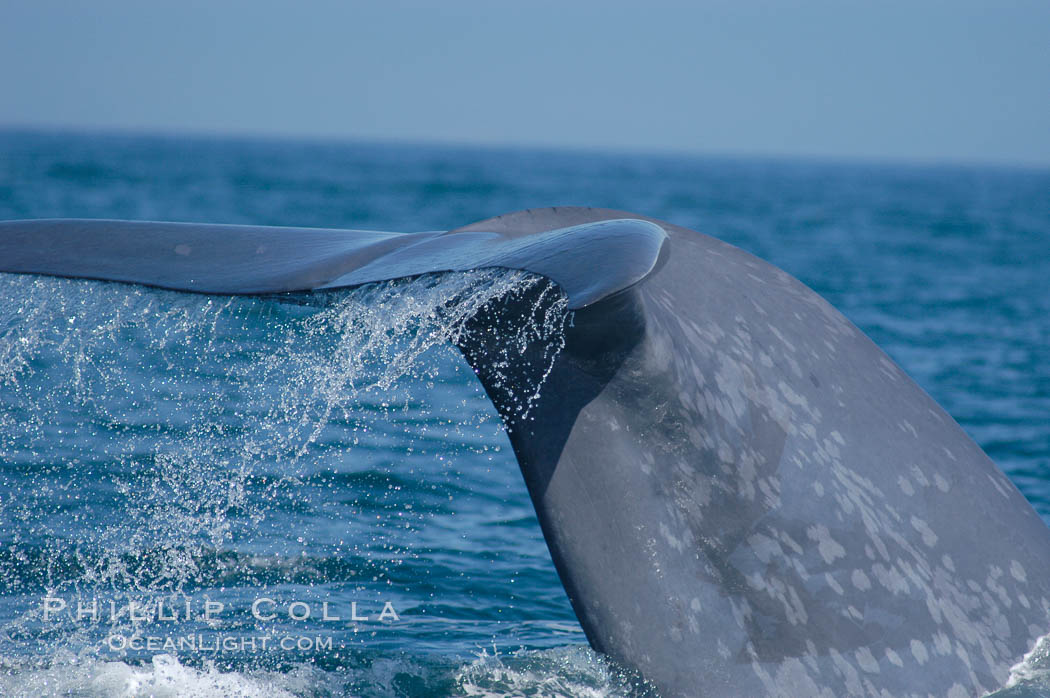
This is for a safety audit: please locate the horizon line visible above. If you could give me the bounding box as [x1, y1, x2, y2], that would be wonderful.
[2, 122, 1048, 174]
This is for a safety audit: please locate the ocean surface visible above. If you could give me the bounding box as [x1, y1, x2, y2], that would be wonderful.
[0, 130, 1048, 696]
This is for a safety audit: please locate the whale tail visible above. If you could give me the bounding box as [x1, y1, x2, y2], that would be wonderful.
[3, 208, 1048, 696]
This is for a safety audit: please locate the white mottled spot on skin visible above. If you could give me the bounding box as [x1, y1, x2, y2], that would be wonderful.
[807, 524, 846, 564]
[947, 684, 969, 698]
[748, 533, 782, 564]
[757, 477, 781, 509]
[987, 473, 1012, 499]
[829, 648, 864, 695]
[821, 435, 841, 460]
[1011, 560, 1027, 584]
[911, 639, 929, 665]
[769, 326, 796, 352]
[690, 597, 702, 611]
[933, 632, 952, 656]
[814, 482, 824, 496]
[872, 563, 910, 594]
[878, 357, 901, 381]
[851, 569, 872, 591]
[659, 522, 684, 552]
[825, 573, 844, 595]
[910, 517, 938, 547]
[910, 465, 930, 488]
[955, 644, 971, 669]
[255, 244, 268, 254]
[731, 598, 753, 630]
[987, 566, 1013, 608]
[779, 531, 803, 555]
[803, 640, 820, 674]
[934, 474, 951, 493]
[786, 585, 808, 626]
[714, 356, 748, 419]
[778, 380, 809, 409]
[898, 476, 915, 496]
[855, 647, 879, 673]
[772, 658, 831, 697]
[885, 648, 903, 668]
[174, 244, 192, 256]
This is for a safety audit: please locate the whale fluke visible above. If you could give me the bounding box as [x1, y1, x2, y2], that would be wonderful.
[0, 217, 665, 307]
[3, 208, 1048, 696]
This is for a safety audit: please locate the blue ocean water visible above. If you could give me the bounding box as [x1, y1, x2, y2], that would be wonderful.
[0, 129, 1048, 696]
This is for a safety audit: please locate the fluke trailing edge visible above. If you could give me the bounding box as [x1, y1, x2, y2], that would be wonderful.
[2, 208, 1048, 696]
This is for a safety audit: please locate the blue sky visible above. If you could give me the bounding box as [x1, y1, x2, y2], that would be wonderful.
[1, 0, 1047, 165]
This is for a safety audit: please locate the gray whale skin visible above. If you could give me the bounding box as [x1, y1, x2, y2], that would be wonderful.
[3, 207, 1049, 697]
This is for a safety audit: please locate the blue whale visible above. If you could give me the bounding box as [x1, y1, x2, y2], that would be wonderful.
[2, 207, 1048, 696]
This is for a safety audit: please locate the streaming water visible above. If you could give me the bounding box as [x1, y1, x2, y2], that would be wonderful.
[0, 271, 652, 696]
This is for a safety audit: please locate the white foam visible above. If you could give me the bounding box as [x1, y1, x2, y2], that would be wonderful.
[0, 653, 306, 698]
[453, 646, 650, 697]
[0, 646, 651, 698]
[1001, 632, 1050, 694]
